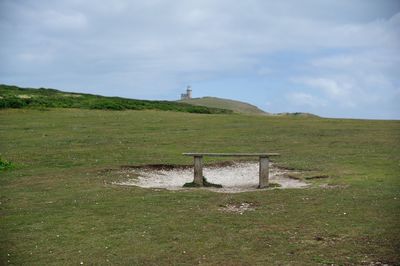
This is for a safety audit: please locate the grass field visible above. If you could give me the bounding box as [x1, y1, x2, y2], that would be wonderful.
[1, 108, 399, 265]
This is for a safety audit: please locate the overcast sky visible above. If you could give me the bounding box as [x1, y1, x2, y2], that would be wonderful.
[1, 0, 399, 119]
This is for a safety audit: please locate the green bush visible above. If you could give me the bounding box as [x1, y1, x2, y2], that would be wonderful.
[0, 157, 14, 171]
[0, 97, 27, 108]
[0, 98, 7, 108]
[89, 100, 126, 110]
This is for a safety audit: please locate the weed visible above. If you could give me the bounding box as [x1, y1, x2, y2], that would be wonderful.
[268, 182, 281, 188]
[183, 176, 223, 188]
[0, 157, 14, 170]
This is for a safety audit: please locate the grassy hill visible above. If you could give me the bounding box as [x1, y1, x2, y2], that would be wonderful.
[179, 96, 268, 115]
[0, 84, 231, 114]
[1, 108, 399, 265]
[179, 96, 320, 117]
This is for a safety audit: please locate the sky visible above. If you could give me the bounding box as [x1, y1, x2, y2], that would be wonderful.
[1, 0, 399, 119]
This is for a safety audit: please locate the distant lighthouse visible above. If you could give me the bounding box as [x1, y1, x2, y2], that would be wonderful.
[180, 85, 192, 100]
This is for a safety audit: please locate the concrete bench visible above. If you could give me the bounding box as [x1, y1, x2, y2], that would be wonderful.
[182, 153, 280, 188]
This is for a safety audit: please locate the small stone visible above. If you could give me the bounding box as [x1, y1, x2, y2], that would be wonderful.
[314, 236, 324, 241]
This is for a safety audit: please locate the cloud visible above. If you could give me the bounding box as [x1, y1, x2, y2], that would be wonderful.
[0, 0, 399, 118]
[286, 92, 326, 108]
[294, 77, 356, 107]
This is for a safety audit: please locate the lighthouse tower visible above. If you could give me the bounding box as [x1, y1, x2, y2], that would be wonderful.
[180, 85, 192, 100]
[186, 86, 192, 99]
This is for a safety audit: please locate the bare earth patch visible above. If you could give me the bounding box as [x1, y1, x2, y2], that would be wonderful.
[113, 162, 309, 193]
[318, 184, 348, 189]
[219, 202, 256, 214]
[16, 94, 33, 99]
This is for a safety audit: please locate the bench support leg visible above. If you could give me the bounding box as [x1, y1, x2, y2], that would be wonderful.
[194, 156, 204, 186]
[258, 156, 269, 188]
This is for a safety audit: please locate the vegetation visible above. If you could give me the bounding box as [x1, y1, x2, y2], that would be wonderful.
[179, 96, 267, 115]
[0, 157, 14, 171]
[1, 108, 399, 265]
[179, 96, 319, 117]
[266, 182, 281, 188]
[273, 112, 320, 118]
[183, 176, 223, 188]
[0, 84, 232, 114]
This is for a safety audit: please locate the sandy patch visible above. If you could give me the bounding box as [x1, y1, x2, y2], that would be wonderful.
[113, 162, 308, 193]
[17, 94, 32, 99]
[60, 94, 82, 97]
[219, 202, 257, 214]
[319, 184, 348, 189]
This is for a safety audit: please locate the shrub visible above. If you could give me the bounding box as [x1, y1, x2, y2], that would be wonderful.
[0, 157, 14, 171]
[0, 99, 7, 109]
[89, 101, 126, 110]
[1, 97, 27, 108]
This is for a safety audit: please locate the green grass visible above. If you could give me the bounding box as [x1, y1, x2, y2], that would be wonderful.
[1, 108, 399, 265]
[0, 157, 14, 171]
[0, 84, 232, 114]
[179, 96, 267, 115]
[183, 177, 223, 188]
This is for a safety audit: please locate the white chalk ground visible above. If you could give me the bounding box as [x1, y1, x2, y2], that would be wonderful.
[114, 162, 309, 193]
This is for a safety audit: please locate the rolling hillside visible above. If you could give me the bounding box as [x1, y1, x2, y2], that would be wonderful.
[1, 84, 319, 117]
[0, 84, 231, 114]
[179, 96, 268, 115]
[179, 96, 319, 117]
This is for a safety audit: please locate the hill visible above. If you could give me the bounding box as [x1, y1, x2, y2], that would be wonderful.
[0, 84, 232, 114]
[179, 96, 268, 115]
[179, 97, 320, 117]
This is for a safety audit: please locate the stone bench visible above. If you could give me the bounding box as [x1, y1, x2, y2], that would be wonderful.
[182, 153, 280, 188]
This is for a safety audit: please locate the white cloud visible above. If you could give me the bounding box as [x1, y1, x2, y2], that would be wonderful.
[286, 92, 326, 108]
[41, 10, 88, 31]
[0, 0, 399, 118]
[295, 77, 355, 107]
